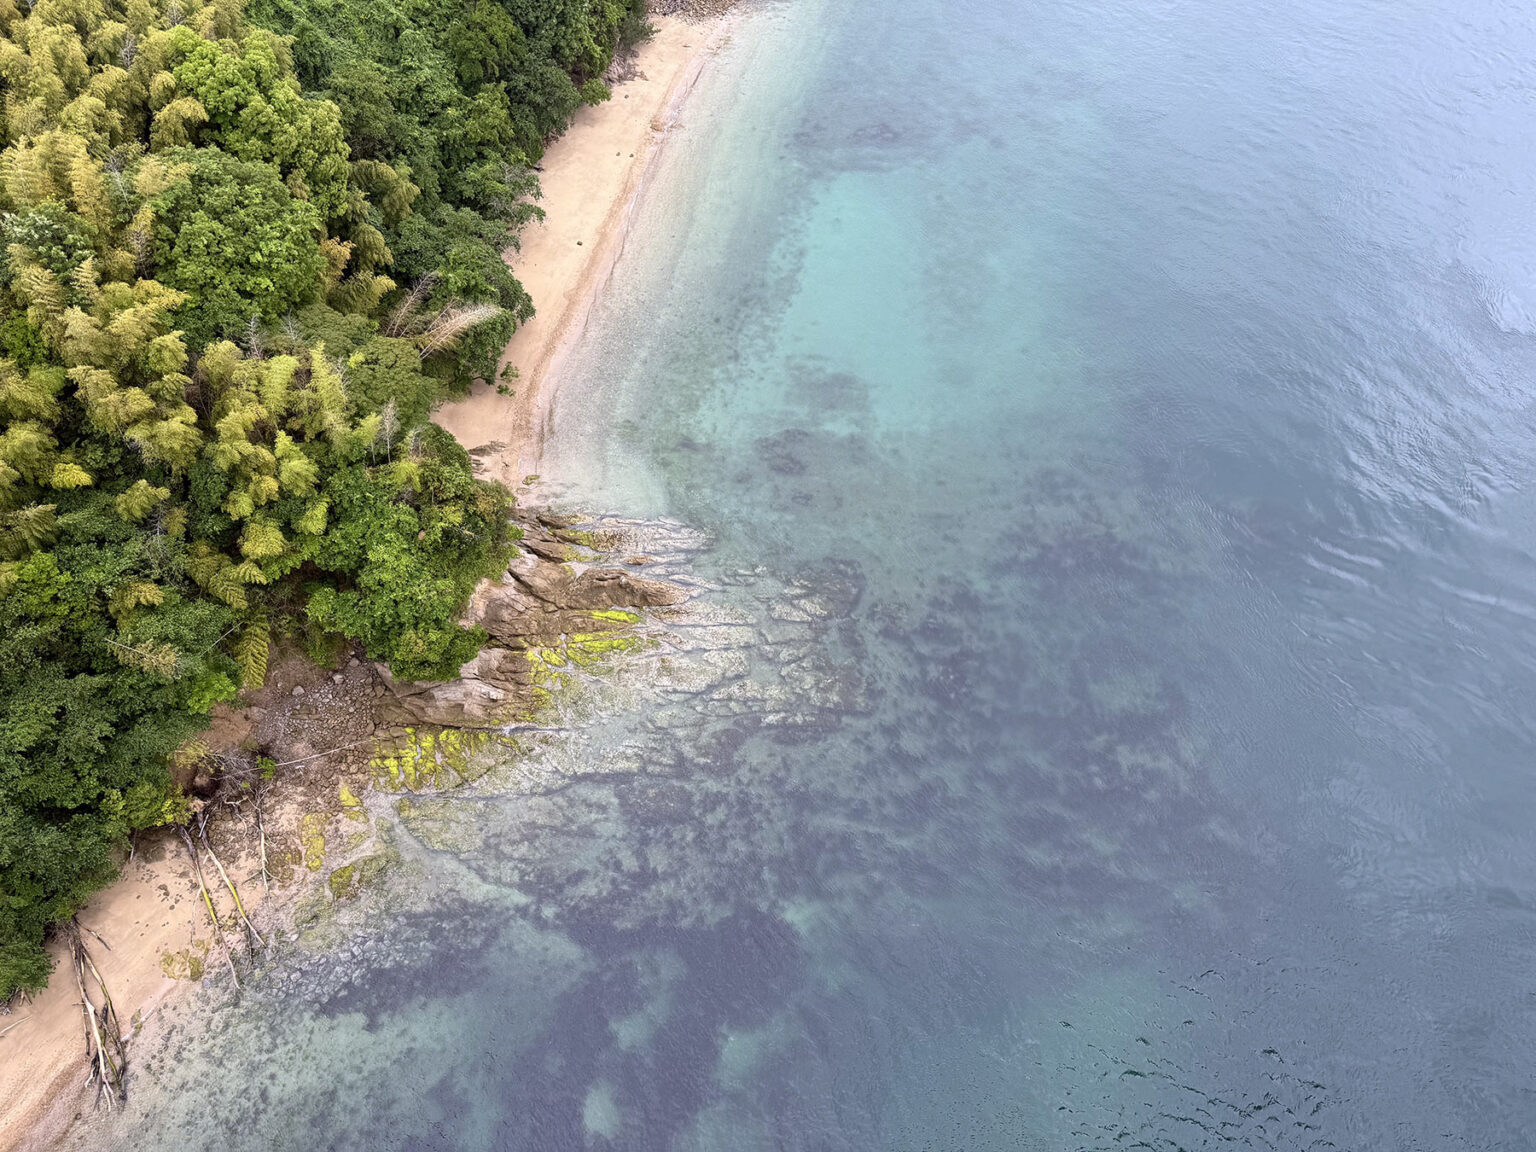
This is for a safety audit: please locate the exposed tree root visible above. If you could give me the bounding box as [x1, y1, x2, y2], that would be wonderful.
[179, 828, 241, 991]
[68, 921, 126, 1108]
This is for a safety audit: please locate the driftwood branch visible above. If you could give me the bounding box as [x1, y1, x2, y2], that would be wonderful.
[196, 825, 264, 950]
[254, 789, 270, 893]
[179, 828, 240, 991]
[68, 922, 125, 1108]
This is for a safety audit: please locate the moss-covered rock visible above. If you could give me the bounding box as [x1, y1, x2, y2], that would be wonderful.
[159, 948, 207, 981]
[299, 813, 328, 871]
[327, 852, 391, 901]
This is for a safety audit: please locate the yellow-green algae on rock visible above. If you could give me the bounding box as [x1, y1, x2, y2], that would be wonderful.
[565, 631, 651, 666]
[327, 851, 395, 901]
[370, 727, 506, 793]
[159, 947, 207, 981]
[517, 627, 652, 719]
[299, 812, 328, 871]
[588, 609, 642, 625]
[338, 782, 366, 820]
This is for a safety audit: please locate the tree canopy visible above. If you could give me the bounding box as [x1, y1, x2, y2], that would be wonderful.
[245, 0, 645, 386]
[0, 0, 637, 1000]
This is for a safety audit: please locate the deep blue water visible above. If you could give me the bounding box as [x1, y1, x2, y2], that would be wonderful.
[89, 0, 1536, 1147]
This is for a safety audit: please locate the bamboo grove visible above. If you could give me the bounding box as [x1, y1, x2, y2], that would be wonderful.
[0, 0, 645, 998]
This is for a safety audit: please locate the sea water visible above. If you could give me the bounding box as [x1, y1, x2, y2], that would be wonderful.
[84, 0, 1536, 1146]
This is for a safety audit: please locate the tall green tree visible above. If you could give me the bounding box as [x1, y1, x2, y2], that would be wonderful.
[245, 0, 647, 385]
[0, 0, 529, 1001]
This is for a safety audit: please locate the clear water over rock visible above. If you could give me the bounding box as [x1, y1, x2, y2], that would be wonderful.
[77, 0, 1536, 1146]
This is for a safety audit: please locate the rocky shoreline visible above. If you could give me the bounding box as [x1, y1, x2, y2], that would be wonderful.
[0, 506, 697, 1152]
[207, 508, 686, 769]
[647, 0, 743, 20]
[374, 514, 683, 731]
[23, 490, 881, 1149]
[201, 506, 696, 902]
[176, 510, 707, 1011]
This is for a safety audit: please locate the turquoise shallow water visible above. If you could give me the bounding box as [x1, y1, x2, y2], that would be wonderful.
[82, 0, 1536, 1147]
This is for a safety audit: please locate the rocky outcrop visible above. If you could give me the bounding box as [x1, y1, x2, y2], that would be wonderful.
[377, 516, 684, 728]
[470, 554, 680, 648]
[647, 0, 740, 18]
[375, 646, 534, 728]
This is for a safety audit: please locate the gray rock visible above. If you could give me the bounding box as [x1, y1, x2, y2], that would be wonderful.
[373, 515, 686, 728]
[376, 645, 535, 727]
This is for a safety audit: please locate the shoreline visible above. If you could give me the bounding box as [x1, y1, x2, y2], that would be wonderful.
[434, 11, 737, 490]
[0, 648, 380, 1152]
[0, 515, 689, 1152]
[0, 13, 735, 1149]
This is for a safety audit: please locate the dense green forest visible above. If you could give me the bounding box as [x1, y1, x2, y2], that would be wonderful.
[0, 0, 643, 999]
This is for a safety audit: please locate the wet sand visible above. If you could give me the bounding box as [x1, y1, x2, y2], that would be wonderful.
[0, 15, 737, 1151]
[434, 14, 737, 488]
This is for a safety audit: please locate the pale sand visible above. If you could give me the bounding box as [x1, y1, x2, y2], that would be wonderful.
[0, 694, 264, 1151]
[0, 18, 733, 1150]
[435, 14, 735, 488]
[0, 834, 270, 1152]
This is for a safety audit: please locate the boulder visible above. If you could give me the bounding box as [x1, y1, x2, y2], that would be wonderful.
[376, 647, 534, 727]
[565, 567, 681, 612]
[466, 553, 682, 648]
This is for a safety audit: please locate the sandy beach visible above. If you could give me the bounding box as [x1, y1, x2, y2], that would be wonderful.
[0, 681, 302, 1151]
[435, 14, 734, 489]
[0, 843, 259, 1152]
[0, 16, 732, 1151]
